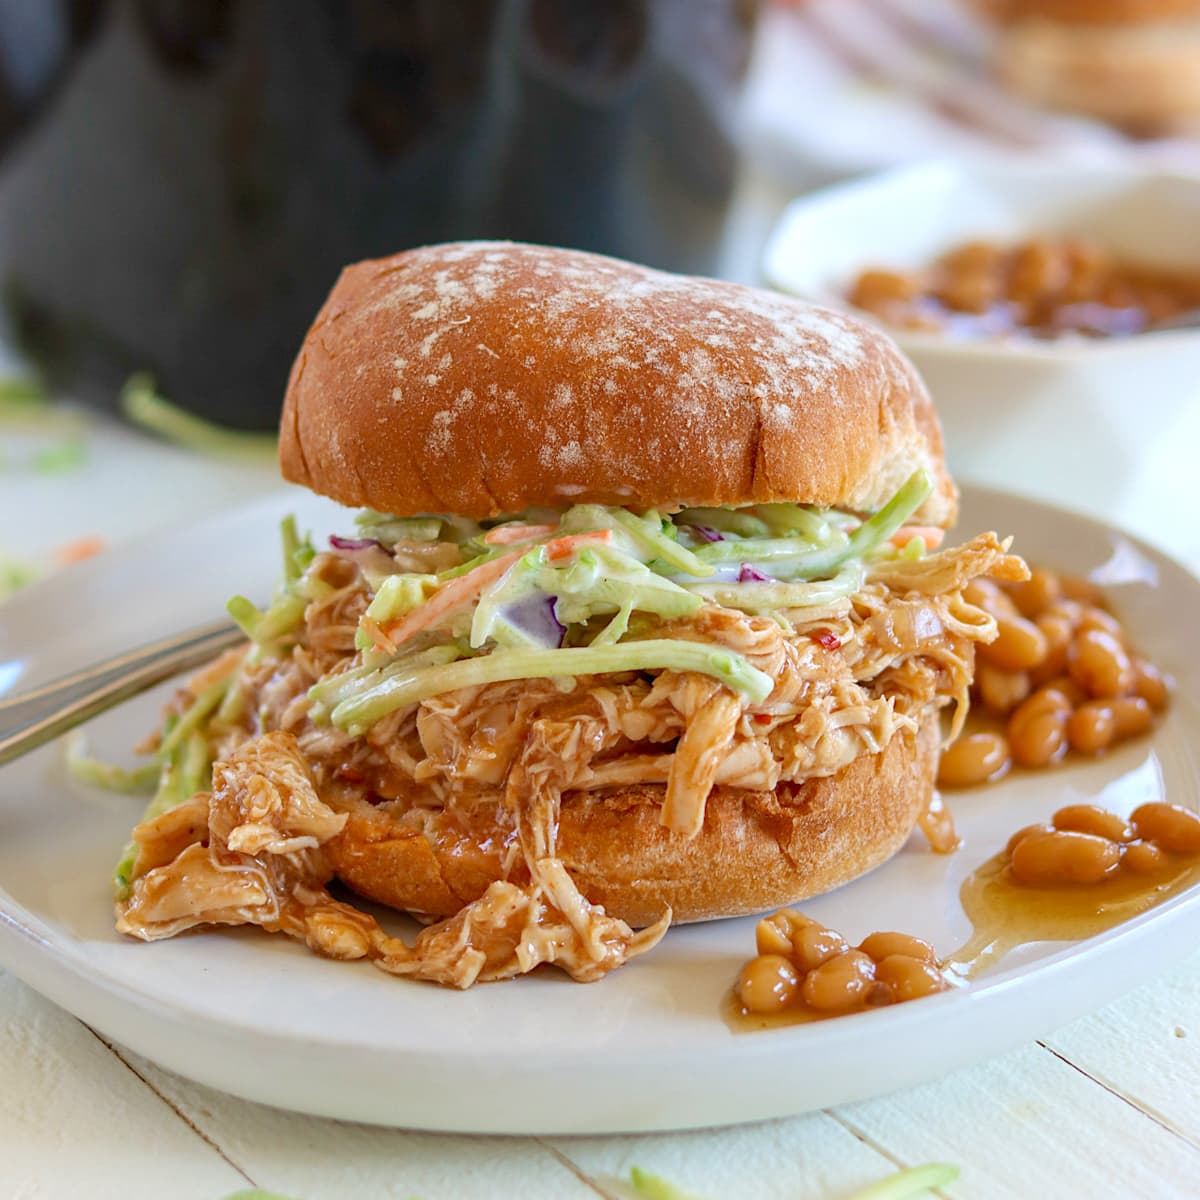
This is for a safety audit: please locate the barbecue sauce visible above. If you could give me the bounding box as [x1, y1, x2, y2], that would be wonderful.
[947, 846, 1200, 980]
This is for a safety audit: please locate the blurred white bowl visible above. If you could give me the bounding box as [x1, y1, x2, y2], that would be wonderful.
[762, 161, 1200, 531]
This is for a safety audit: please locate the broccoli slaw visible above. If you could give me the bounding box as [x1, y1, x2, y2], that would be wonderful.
[224, 469, 936, 733]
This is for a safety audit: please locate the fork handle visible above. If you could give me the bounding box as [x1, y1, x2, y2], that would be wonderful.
[0, 620, 245, 767]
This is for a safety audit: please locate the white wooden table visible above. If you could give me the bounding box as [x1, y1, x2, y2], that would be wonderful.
[3, 399, 1199, 1200]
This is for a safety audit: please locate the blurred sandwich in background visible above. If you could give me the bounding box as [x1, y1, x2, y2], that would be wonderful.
[975, 0, 1200, 131]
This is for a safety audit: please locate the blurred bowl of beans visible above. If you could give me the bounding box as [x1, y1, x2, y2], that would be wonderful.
[762, 160, 1200, 529]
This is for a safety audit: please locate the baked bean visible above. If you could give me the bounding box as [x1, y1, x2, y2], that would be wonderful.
[801, 949, 876, 1012]
[1131, 803, 1200, 854]
[858, 931, 937, 964]
[1022, 685, 1073, 717]
[1008, 690, 1071, 768]
[1008, 715, 1069, 768]
[976, 663, 1031, 716]
[791, 924, 850, 972]
[870, 562, 1163, 795]
[849, 269, 920, 307]
[737, 954, 801, 1014]
[874, 954, 947, 1002]
[848, 239, 1200, 339]
[1034, 600, 1075, 634]
[1122, 841, 1167, 875]
[1133, 660, 1171, 712]
[1029, 647, 1070, 689]
[780, 907, 814, 930]
[1028, 617, 1073, 686]
[978, 614, 1049, 673]
[1077, 607, 1126, 642]
[1036, 675, 1087, 708]
[1010, 830, 1121, 885]
[963, 577, 999, 607]
[1006, 822, 1056, 856]
[938, 731, 1011, 788]
[1068, 629, 1134, 699]
[936, 271, 996, 314]
[1008, 239, 1071, 305]
[1042, 598, 1086, 630]
[964, 578, 1019, 620]
[1110, 696, 1153, 739]
[755, 914, 794, 958]
[1052, 803, 1134, 843]
[1059, 575, 1107, 607]
[1063, 240, 1107, 300]
[940, 240, 1005, 276]
[1007, 568, 1062, 619]
[1066, 702, 1118, 755]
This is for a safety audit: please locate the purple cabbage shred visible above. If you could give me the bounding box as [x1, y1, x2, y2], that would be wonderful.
[738, 563, 772, 583]
[506, 594, 566, 649]
[330, 535, 385, 552]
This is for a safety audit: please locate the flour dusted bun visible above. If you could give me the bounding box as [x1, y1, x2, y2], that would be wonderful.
[280, 241, 957, 527]
[327, 723, 937, 928]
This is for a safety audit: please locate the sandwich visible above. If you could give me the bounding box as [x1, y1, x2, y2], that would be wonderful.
[976, 0, 1200, 129]
[115, 241, 1026, 988]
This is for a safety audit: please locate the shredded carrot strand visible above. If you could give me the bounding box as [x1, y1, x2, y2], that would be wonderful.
[544, 530, 612, 561]
[482, 523, 558, 546]
[382, 550, 524, 645]
[55, 535, 107, 565]
[378, 531, 614, 646]
[890, 526, 945, 551]
[360, 614, 395, 655]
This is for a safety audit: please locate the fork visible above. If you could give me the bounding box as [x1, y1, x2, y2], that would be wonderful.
[0, 619, 244, 767]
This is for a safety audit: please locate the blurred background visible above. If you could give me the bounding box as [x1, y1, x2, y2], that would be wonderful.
[0, 0, 759, 427]
[3, 0, 1200, 583]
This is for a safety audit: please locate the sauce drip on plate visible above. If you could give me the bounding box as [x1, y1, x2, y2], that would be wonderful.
[948, 805, 1200, 979]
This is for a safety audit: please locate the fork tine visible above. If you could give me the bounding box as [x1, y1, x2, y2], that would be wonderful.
[0, 622, 244, 767]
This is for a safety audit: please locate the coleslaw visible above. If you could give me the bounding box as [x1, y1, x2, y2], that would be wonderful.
[218, 470, 936, 737]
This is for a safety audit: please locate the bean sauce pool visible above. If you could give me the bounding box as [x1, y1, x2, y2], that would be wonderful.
[950, 803, 1200, 979]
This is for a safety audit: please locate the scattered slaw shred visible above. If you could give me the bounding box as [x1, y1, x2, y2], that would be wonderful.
[627, 1162, 960, 1199]
[120, 372, 279, 461]
[216, 1162, 960, 1200]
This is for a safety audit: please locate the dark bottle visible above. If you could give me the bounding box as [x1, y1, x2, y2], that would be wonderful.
[0, 0, 758, 428]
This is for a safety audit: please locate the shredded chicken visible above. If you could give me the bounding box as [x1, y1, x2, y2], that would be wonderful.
[118, 733, 343, 940]
[117, 537, 1026, 986]
[867, 532, 1026, 593]
[117, 731, 664, 985]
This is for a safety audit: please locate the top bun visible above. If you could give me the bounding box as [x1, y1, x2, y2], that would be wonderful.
[280, 242, 956, 526]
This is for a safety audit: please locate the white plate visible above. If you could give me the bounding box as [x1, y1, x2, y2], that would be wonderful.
[0, 486, 1197, 1134]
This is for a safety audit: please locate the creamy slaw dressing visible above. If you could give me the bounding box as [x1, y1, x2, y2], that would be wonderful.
[228, 469, 937, 733]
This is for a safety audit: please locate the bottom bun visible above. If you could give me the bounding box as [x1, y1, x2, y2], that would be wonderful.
[996, 18, 1200, 129]
[327, 721, 938, 928]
